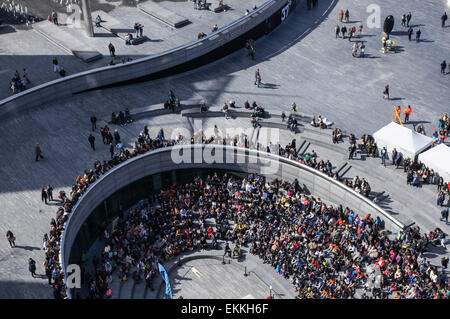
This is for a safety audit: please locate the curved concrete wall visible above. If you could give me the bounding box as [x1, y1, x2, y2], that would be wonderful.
[61, 145, 406, 290]
[0, 0, 300, 117]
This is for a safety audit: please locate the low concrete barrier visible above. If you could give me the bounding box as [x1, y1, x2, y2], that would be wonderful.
[61, 144, 406, 298]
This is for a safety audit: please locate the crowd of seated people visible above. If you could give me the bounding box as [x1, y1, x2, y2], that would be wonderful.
[95, 172, 447, 299]
[44, 122, 449, 299]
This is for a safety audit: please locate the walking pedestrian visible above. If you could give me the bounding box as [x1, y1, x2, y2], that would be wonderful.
[383, 85, 389, 99]
[440, 207, 449, 224]
[88, 134, 96, 150]
[338, 10, 343, 22]
[109, 142, 115, 158]
[442, 256, 449, 269]
[442, 12, 447, 28]
[29, 258, 37, 278]
[348, 143, 356, 160]
[401, 14, 406, 27]
[415, 29, 421, 42]
[35, 143, 44, 162]
[407, 27, 413, 41]
[108, 43, 115, 58]
[254, 69, 261, 87]
[90, 115, 97, 131]
[341, 25, 347, 39]
[45, 264, 53, 285]
[380, 147, 387, 167]
[52, 57, 60, 73]
[47, 184, 53, 201]
[441, 60, 447, 74]
[292, 102, 298, 113]
[406, 12, 412, 27]
[41, 187, 48, 204]
[360, 42, 365, 57]
[335, 25, 340, 38]
[6, 230, 16, 248]
[114, 129, 121, 145]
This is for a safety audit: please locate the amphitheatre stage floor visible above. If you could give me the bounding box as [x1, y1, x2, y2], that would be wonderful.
[0, 0, 449, 298]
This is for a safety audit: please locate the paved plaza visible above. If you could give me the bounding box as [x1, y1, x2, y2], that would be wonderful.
[0, 0, 449, 298]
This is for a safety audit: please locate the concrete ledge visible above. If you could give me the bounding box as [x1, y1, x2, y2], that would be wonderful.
[33, 21, 102, 63]
[138, 2, 190, 28]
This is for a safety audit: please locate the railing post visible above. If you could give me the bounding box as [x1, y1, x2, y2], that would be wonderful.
[244, 266, 248, 276]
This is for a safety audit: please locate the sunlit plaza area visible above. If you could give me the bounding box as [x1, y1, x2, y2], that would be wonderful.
[0, 0, 449, 303]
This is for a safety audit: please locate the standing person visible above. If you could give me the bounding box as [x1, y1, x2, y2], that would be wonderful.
[114, 129, 121, 145]
[380, 146, 387, 167]
[52, 57, 60, 73]
[6, 230, 16, 248]
[404, 105, 412, 123]
[415, 29, 421, 42]
[41, 187, 48, 204]
[28, 258, 37, 278]
[348, 27, 353, 41]
[442, 12, 448, 28]
[344, 9, 349, 22]
[45, 264, 53, 285]
[406, 12, 412, 27]
[360, 42, 365, 57]
[139, 24, 144, 38]
[358, 23, 363, 36]
[109, 142, 115, 158]
[23, 68, 29, 83]
[108, 43, 115, 58]
[35, 143, 44, 162]
[383, 85, 389, 99]
[134, 22, 139, 38]
[339, 10, 343, 22]
[88, 134, 96, 150]
[442, 256, 449, 269]
[341, 25, 347, 39]
[292, 102, 298, 113]
[90, 115, 97, 131]
[224, 242, 232, 257]
[407, 27, 413, 41]
[254, 69, 261, 87]
[335, 25, 340, 38]
[348, 143, 356, 160]
[401, 14, 406, 27]
[47, 184, 53, 201]
[441, 60, 447, 74]
[52, 11, 58, 25]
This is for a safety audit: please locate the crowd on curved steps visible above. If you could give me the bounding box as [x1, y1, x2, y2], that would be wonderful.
[90, 172, 448, 299]
[43, 123, 447, 299]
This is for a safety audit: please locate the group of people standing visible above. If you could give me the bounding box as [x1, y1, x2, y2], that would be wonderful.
[10, 68, 29, 94]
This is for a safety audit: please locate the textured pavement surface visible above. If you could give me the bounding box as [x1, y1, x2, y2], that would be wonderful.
[0, 0, 449, 298]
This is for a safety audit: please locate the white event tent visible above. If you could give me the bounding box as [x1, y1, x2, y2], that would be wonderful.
[418, 144, 450, 182]
[373, 122, 433, 159]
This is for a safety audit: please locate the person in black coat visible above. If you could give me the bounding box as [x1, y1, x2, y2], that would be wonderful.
[88, 134, 95, 150]
[29, 258, 37, 278]
[6, 230, 15, 248]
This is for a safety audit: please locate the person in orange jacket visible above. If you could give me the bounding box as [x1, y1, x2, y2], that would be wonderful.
[404, 105, 412, 123]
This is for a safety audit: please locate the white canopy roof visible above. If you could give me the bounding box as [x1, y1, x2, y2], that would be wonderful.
[373, 122, 433, 159]
[418, 144, 450, 182]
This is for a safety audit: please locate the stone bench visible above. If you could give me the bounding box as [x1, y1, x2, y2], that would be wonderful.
[107, 100, 203, 124]
[138, 2, 190, 28]
[259, 120, 302, 134]
[33, 21, 102, 63]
